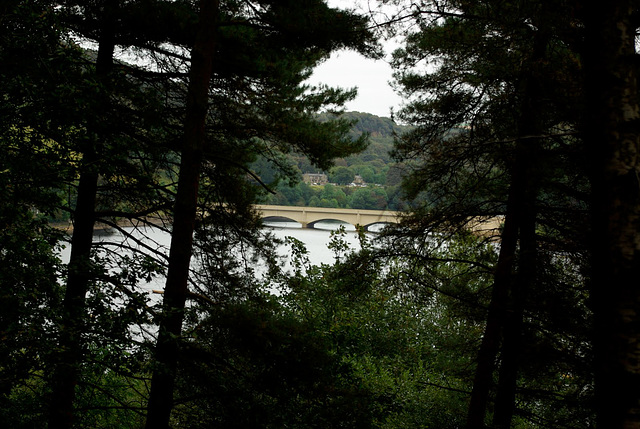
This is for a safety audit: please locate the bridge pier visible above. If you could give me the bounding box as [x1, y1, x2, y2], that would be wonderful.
[300, 221, 310, 229]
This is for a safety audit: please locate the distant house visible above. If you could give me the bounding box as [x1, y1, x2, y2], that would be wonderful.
[302, 173, 328, 185]
[352, 175, 366, 186]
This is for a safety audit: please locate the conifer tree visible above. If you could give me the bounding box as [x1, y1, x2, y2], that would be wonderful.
[143, 1, 379, 426]
[0, 0, 378, 425]
[387, 0, 589, 426]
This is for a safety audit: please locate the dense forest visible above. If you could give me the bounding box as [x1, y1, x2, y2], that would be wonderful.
[2, 1, 640, 429]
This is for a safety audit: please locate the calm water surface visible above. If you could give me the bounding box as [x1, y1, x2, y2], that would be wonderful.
[59, 220, 381, 296]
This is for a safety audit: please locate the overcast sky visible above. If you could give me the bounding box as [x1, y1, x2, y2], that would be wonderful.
[305, 0, 404, 118]
[306, 49, 402, 118]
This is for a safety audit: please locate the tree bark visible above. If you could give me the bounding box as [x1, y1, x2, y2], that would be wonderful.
[583, 1, 640, 427]
[144, 1, 218, 427]
[491, 144, 538, 429]
[47, 153, 100, 429]
[491, 163, 536, 429]
[491, 25, 548, 428]
[466, 203, 518, 429]
[466, 126, 539, 429]
[47, 1, 116, 427]
[467, 20, 547, 429]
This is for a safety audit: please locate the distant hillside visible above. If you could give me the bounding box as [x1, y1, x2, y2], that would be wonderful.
[336, 111, 411, 139]
[317, 111, 410, 138]
[312, 111, 412, 169]
[254, 111, 411, 185]
[256, 111, 411, 210]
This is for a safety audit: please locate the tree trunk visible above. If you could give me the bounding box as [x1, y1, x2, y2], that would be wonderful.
[466, 193, 519, 428]
[467, 21, 547, 429]
[491, 25, 547, 428]
[583, 1, 640, 427]
[47, 2, 116, 427]
[48, 154, 99, 429]
[144, 1, 219, 427]
[491, 172, 536, 429]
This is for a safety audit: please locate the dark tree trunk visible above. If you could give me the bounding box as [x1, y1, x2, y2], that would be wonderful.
[583, 1, 640, 427]
[466, 193, 519, 429]
[144, 1, 219, 428]
[466, 131, 539, 429]
[47, 154, 99, 429]
[467, 22, 547, 429]
[491, 26, 547, 428]
[47, 2, 116, 427]
[491, 159, 537, 429]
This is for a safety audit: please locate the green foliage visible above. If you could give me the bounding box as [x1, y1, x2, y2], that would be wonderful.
[329, 166, 356, 185]
[249, 228, 497, 428]
[173, 295, 379, 428]
[349, 187, 388, 210]
[162, 225, 496, 428]
[388, 0, 592, 426]
[256, 111, 411, 209]
[73, 348, 148, 429]
[0, 4, 75, 421]
[265, 181, 401, 210]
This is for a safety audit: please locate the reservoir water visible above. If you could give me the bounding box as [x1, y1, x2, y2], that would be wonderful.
[59, 220, 380, 296]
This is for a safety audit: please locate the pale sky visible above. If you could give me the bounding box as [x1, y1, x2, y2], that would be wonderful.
[307, 49, 402, 118]
[305, 0, 404, 118]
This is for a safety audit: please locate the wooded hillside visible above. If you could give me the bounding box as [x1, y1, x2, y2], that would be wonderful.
[257, 111, 411, 210]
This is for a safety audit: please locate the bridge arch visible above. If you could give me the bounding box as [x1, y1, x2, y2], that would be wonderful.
[256, 205, 400, 231]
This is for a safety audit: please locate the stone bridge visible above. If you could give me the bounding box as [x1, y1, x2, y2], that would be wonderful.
[255, 204, 401, 230]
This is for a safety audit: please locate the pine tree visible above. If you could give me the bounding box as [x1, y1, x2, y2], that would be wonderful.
[142, 1, 380, 426]
[388, 0, 590, 426]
